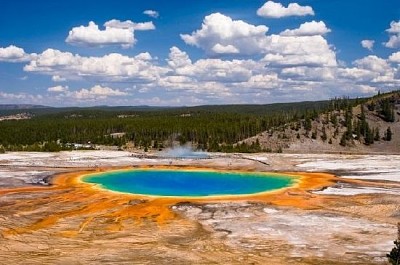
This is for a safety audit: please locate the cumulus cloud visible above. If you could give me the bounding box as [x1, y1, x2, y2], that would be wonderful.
[167, 47, 259, 83]
[0, 91, 43, 104]
[143, 10, 159, 18]
[22, 49, 400, 105]
[0, 45, 33, 62]
[335, 54, 399, 92]
[52, 75, 66, 82]
[385, 35, 400, 49]
[24, 48, 167, 82]
[104, 19, 155, 31]
[66, 20, 154, 48]
[134, 52, 153, 61]
[71, 85, 127, 99]
[212, 44, 240, 54]
[48, 85, 69, 92]
[361, 40, 375, 51]
[384, 20, 400, 48]
[168, 46, 192, 69]
[353, 55, 391, 74]
[180, 13, 336, 68]
[257, 1, 314, 18]
[388, 51, 400, 63]
[337, 67, 376, 82]
[262, 35, 337, 67]
[180, 13, 269, 55]
[386, 20, 400, 34]
[46, 85, 128, 101]
[280, 21, 331, 36]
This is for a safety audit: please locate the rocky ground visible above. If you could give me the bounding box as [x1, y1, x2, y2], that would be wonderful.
[0, 151, 399, 264]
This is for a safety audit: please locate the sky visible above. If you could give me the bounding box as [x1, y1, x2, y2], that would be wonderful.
[0, 0, 399, 106]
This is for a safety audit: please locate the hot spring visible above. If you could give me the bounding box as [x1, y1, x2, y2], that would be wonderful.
[83, 169, 297, 197]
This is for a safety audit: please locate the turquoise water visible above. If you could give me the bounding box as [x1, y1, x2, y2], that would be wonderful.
[83, 169, 295, 197]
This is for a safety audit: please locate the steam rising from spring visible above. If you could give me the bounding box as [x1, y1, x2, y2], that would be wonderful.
[161, 144, 209, 159]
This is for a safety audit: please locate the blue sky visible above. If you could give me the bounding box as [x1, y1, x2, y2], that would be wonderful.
[0, 0, 399, 106]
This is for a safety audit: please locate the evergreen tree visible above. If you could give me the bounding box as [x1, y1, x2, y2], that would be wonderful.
[330, 113, 338, 126]
[381, 99, 395, 122]
[385, 127, 393, 141]
[374, 128, 380, 141]
[304, 118, 312, 132]
[359, 105, 368, 137]
[365, 125, 374, 145]
[340, 134, 347, 146]
[311, 129, 317, 140]
[321, 126, 327, 142]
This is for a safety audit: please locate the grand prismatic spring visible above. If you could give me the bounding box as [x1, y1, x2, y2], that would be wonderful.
[83, 169, 296, 197]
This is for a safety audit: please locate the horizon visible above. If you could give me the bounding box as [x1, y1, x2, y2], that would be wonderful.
[0, 94, 372, 109]
[0, 0, 399, 107]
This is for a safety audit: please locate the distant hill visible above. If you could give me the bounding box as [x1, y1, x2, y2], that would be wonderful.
[0, 100, 341, 118]
[0, 99, 360, 117]
[0, 104, 50, 110]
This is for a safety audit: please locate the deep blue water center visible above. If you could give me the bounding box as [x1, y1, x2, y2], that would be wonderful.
[83, 169, 295, 197]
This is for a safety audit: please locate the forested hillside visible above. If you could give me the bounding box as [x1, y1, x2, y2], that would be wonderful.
[0, 91, 398, 153]
[243, 91, 400, 153]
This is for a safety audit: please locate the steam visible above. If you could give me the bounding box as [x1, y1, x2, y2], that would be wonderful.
[161, 144, 209, 158]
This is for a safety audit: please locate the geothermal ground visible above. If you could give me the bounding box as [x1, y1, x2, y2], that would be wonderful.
[0, 151, 399, 264]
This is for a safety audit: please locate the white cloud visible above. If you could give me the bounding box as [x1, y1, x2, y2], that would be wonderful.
[71, 85, 127, 100]
[336, 55, 399, 92]
[143, 10, 159, 18]
[104, 19, 155, 31]
[241, 73, 280, 90]
[134, 52, 153, 61]
[385, 35, 400, 49]
[257, 1, 314, 18]
[353, 55, 391, 74]
[40, 85, 131, 104]
[388, 51, 400, 63]
[361, 40, 374, 51]
[167, 46, 192, 69]
[262, 35, 337, 67]
[131, 21, 155, 31]
[280, 21, 331, 36]
[52, 75, 66, 82]
[167, 47, 258, 83]
[0, 91, 27, 99]
[180, 13, 336, 69]
[180, 13, 269, 55]
[0, 45, 33, 62]
[24, 49, 78, 73]
[66, 20, 154, 48]
[48, 85, 69, 92]
[0, 91, 43, 102]
[211, 44, 239, 54]
[386, 20, 400, 34]
[66, 21, 134, 48]
[337, 67, 377, 82]
[384, 20, 400, 48]
[280, 66, 335, 81]
[24, 49, 168, 82]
